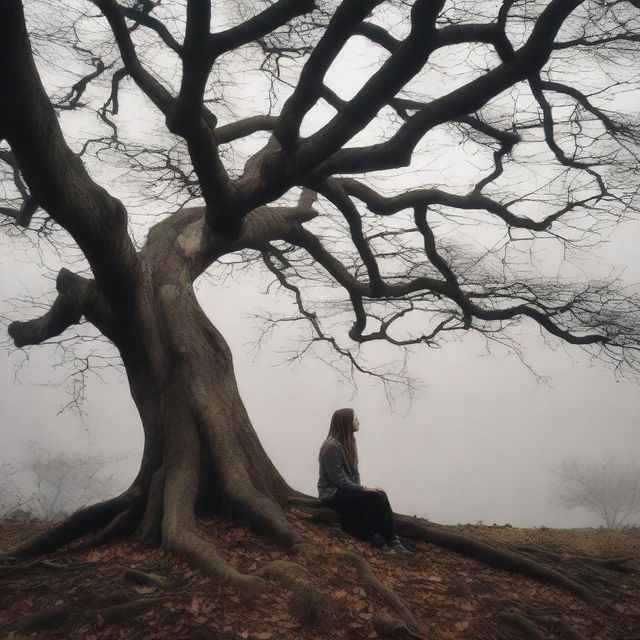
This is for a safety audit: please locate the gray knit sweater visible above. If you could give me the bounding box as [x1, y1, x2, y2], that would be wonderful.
[317, 437, 363, 502]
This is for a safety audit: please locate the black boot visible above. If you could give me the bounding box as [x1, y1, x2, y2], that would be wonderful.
[370, 532, 386, 548]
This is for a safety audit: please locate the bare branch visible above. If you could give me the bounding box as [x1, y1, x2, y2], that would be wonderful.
[121, 5, 183, 56]
[210, 0, 315, 57]
[274, 0, 385, 149]
[319, 0, 587, 176]
[8, 269, 94, 348]
[91, 0, 175, 116]
[0, 1, 138, 301]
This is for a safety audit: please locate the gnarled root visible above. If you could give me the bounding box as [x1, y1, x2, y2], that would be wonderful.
[289, 506, 340, 526]
[75, 501, 145, 551]
[226, 483, 304, 548]
[256, 560, 334, 627]
[286, 495, 341, 526]
[395, 515, 598, 603]
[497, 611, 588, 640]
[5, 597, 167, 633]
[372, 614, 427, 640]
[6, 491, 137, 558]
[514, 544, 635, 573]
[339, 551, 421, 633]
[163, 524, 266, 597]
[497, 611, 546, 640]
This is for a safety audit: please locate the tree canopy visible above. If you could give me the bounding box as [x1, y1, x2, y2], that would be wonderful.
[3, 0, 640, 380]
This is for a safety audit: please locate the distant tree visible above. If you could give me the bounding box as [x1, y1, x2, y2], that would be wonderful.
[1, 445, 128, 519]
[552, 458, 640, 529]
[2, 0, 640, 607]
[0, 463, 18, 515]
[19, 444, 129, 520]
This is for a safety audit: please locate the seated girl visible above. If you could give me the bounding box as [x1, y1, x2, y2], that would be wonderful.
[318, 408, 414, 555]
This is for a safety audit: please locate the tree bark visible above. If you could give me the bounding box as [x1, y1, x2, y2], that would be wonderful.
[113, 241, 302, 554]
[10, 208, 306, 583]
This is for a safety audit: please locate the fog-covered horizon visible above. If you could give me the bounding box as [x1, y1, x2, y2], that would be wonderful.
[2, 245, 639, 530]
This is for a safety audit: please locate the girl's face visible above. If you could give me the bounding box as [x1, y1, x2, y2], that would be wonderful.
[352, 414, 360, 432]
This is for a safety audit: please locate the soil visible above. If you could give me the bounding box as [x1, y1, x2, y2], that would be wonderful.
[1, 513, 639, 640]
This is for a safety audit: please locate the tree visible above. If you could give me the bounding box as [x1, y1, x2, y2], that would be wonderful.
[0, 445, 128, 519]
[0, 463, 19, 516]
[553, 458, 640, 529]
[20, 444, 129, 520]
[1, 0, 640, 605]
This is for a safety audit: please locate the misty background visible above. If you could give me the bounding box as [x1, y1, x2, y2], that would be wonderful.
[2, 224, 639, 528]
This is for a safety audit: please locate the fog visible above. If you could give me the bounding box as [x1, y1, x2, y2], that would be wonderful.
[2, 240, 639, 528]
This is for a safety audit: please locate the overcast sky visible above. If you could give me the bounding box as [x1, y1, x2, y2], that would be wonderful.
[2, 1, 640, 529]
[2, 233, 639, 528]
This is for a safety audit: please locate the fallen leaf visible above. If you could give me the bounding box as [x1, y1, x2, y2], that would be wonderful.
[188, 595, 202, 614]
[354, 599, 368, 611]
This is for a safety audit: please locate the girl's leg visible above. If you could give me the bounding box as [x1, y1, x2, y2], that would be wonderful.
[375, 490, 396, 542]
[328, 490, 389, 541]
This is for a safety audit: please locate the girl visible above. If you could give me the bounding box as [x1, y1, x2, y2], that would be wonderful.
[318, 408, 414, 555]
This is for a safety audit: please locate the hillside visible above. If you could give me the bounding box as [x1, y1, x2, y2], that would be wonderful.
[1, 513, 638, 639]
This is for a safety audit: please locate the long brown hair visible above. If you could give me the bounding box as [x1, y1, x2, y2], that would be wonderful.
[320, 408, 358, 466]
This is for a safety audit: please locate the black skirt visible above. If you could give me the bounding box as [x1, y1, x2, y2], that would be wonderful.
[325, 488, 395, 542]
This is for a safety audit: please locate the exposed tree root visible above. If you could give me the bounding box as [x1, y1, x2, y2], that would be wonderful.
[120, 565, 174, 590]
[553, 617, 590, 640]
[286, 496, 327, 510]
[497, 611, 547, 640]
[8, 606, 75, 633]
[338, 551, 421, 633]
[93, 597, 169, 625]
[7, 492, 136, 558]
[372, 614, 427, 640]
[514, 544, 635, 573]
[256, 559, 334, 627]
[227, 484, 303, 548]
[395, 515, 598, 603]
[75, 502, 144, 551]
[0, 558, 70, 573]
[286, 496, 602, 605]
[5, 597, 168, 633]
[575, 568, 618, 589]
[288, 506, 340, 526]
[163, 524, 266, 598]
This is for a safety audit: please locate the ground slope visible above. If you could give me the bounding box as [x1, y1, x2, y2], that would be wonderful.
[1, 513, 638, 639]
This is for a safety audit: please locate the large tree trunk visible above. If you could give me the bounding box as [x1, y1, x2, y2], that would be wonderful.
[110, 230, 304, 580]
[9, 212, 307, 590]
[123, 273, 298, 545]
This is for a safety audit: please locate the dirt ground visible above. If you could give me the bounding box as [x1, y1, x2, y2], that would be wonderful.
[1, 513, 639, 639]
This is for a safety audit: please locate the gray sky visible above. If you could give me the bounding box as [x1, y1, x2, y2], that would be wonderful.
[2, 238, 639, 528]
